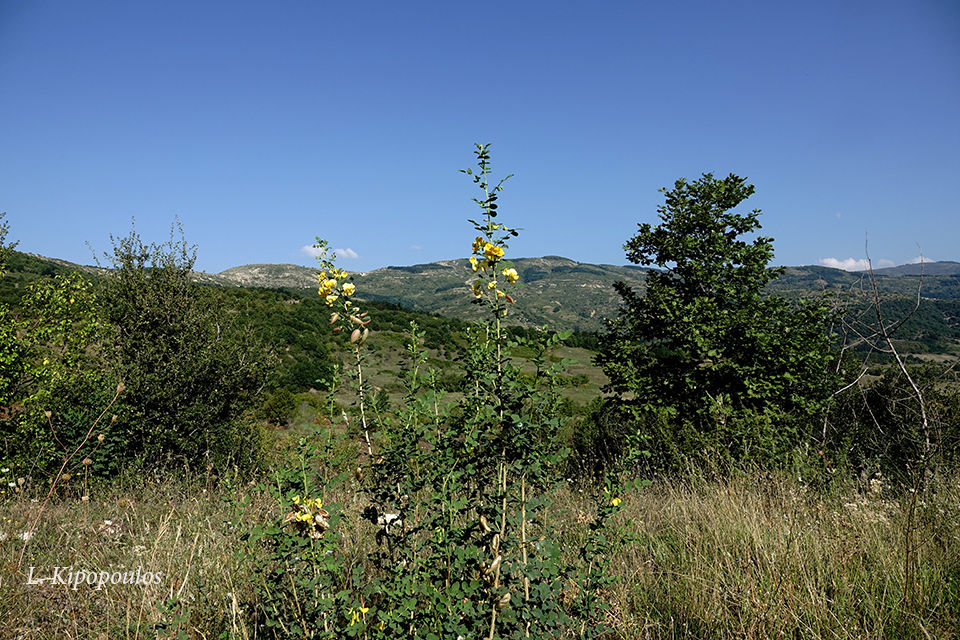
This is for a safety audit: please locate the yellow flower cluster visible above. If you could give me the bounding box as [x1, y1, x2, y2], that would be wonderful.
[348, 605, 370, 627]
[283, 496, 330, 539]
[469, 236, 519, 303]
[316, 269, 355, 307]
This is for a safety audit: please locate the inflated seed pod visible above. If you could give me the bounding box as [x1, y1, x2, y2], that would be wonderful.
[496, 592, 511, 610]
[329, 312, 340, 325]
[480, 514, 491, 533]
[350, 328, 362, 343]
[358, 327, 369, 345]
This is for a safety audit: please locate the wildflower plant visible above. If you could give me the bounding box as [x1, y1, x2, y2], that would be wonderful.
[348, 144, 579, 639]
[312, 238, 373, 454]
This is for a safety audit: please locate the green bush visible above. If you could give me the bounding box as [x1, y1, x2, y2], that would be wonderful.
[96, 223, 274, 470]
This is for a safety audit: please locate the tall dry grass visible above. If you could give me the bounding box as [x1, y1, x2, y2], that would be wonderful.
[1, 468, 957, 639]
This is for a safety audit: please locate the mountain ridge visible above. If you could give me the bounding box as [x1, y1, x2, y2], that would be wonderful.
[9, 251, 960, 333]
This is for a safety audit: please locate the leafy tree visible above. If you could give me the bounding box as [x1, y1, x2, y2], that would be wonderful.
[96, 222, 274, 469]
[597, 173, 839, 469]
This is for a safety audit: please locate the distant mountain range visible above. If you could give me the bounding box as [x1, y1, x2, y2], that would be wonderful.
[9, 252, 960, 333]
[207, 257, 960, 332]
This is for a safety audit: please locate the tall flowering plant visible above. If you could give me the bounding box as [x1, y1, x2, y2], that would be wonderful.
[312, 239, 372, 454]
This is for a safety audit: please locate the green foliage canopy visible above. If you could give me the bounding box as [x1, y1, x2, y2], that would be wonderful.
[96, 223, 273, 469]
[597, 174, 839, 467]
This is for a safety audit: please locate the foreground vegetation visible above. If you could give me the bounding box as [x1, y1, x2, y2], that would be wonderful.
[1, 467, 958, 639]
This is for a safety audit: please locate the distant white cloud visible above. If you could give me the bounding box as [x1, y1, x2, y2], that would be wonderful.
[818, 257, 894, 271]
[299, 245, 359, 261]
[300, 245, 324, 259]
[907, 256, 927, 264]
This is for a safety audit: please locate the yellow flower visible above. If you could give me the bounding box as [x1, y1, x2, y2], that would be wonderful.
[292, 495, 301, 505]
[348, 606, 369, 627]
[472, 236, 485, 253]
[342, 283, 356, 297]
[487, 280, 497, 290]
[297, 512, 312, 522]
[469, 256, 479, 272]
[317, 272, 327, 282]
[471, 281, 483, 298]
[322, 278, 337, 291]
[611, 497, 622, 507]
[484, 243, 504, 260]
[325, 294, 339, 306]
[502, 267, 519, 284]
[496, 289, 505, 298]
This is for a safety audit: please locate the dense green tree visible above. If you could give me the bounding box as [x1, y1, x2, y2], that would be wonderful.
[597, 173, 839, 469]
[96, 223, 274, 469]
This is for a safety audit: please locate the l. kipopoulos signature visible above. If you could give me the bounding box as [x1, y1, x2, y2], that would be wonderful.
[26, 566, 162, 590]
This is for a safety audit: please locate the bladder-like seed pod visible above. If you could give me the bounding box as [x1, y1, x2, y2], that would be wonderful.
[61, 473, 71, 482]
[333, 327, 342, 333]
[350, 315, 363, 325]
[360, 312, 368, 318]
[488, 555, 502, 575]
[480, 514, 491, 533]
[496, 592, 511, 610]
[329, 313, 340, 324]
[82, 457, 92, 466]
[355, 466, 364, 482]
[358, 328, 369, 345]
[350, 328, 362, 343]
[491, 533, 500, 553]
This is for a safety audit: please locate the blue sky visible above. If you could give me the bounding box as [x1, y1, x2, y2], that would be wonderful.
[1, 0, 958, 274]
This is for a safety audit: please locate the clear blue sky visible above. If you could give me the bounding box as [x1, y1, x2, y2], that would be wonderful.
[1, 0, 958, 274]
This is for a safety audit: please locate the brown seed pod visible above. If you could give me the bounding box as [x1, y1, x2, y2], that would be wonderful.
[487, 555, 502, 575]
[61, 473, 71, 482]
[350, 315, 363, 325]
[496, 592, 511, 610]
[333, 327, 342, 333]
[350, 328, 362, 343]
[354, 466, 364, 482]
[360, 312, 368, 318]
[329, 313, 340, 325]
[82, 457, 93, 466]
[358, 328, 369, 345]
[479, 514, 491, 533]
[491, 533, 500, 553]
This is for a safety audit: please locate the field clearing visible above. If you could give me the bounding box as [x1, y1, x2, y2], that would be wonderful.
[1, 466, 957, 639]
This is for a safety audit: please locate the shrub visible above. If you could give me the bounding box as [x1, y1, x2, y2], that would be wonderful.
[96, 222, 273, 470]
